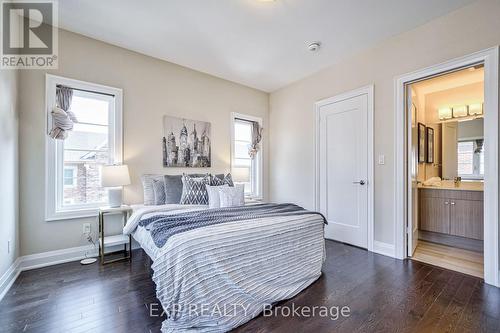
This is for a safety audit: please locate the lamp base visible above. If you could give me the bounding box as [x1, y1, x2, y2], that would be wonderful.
[80, 258, 97, 265]
[108, 188, 123, 208]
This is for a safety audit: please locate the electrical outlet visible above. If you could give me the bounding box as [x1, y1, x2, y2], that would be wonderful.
[83, 223, 91, 234]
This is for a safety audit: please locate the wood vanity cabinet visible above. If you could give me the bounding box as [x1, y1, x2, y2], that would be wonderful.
[449, 199, 483, 240]
[419, 188, 483, 240]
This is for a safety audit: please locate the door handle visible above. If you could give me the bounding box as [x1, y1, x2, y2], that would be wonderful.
[353, 180, 366, 185]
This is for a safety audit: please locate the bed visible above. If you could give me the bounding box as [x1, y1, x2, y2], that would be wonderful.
[123, 202, 326, 333]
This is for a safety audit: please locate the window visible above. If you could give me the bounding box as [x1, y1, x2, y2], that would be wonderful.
[63, 166, 77, 188]
[46, 75, 123, 221]
[457, 139, 484, 179]
[231, 113, 262, 198]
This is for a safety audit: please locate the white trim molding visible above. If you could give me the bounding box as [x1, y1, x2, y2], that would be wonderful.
[394, 47, 499, 287]
[373, 241, 396, 258]
[0, 243, 140, 301]
[314, 85, 375, 252]
[230, 112, 264, 200]
[0, 258, 21, 301]
[45, 74, 124, 221]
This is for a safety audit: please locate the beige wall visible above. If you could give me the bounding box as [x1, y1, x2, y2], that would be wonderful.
[269, 0, 500, 245]
[0, 70, 19, 278]
[19, 29, 269, 256]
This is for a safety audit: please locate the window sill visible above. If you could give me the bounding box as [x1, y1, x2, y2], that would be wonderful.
[245, 195, 263, 203]
[45, 207, 99, 222]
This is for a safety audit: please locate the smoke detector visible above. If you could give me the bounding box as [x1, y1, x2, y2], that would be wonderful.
[308, 42, 321, 52]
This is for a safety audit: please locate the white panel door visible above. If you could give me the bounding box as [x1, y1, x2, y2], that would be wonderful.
[408, 87, 418, 256]
[319, 94, 368, 248]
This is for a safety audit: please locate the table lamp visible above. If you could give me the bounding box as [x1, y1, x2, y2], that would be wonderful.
[101, 164, 131, 208]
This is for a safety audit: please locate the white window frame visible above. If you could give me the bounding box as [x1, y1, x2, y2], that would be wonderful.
[457, 138, 484, 180]
[45, 74, 123, 221]
[230, 112, 263, 199]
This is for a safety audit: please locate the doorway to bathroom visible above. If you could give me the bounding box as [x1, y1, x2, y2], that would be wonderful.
[394, 47, 499, 287]
[407, 66, 485, 278]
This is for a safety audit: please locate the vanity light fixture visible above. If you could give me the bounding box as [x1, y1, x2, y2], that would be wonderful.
[468, 103, 483, 116]
[452, 105, 468, 118]
[438, 107, 452, 120]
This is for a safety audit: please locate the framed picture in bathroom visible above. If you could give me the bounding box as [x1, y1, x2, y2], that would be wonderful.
[418, 122, 426, 163]
[426, 127, 434, 163]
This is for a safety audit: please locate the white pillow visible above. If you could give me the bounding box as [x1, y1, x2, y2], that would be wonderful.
[206, 184, 229, 209]
[218, 184, 245, 208]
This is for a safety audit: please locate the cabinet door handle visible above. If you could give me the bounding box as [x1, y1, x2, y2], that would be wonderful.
[450, 202, 455, 205]
[444, 201, 449, 205]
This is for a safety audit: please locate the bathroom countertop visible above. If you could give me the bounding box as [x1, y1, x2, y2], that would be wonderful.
[418, 180, 484, 192]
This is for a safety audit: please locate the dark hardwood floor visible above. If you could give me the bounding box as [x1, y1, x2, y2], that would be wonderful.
[1, 240, 499, 333]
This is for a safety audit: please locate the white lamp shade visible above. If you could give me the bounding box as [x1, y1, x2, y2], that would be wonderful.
[232, 167, 250, 183]
[101, 165, 131, 187]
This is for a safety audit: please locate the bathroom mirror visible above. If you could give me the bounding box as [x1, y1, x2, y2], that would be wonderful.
[441, 118, 484, 180]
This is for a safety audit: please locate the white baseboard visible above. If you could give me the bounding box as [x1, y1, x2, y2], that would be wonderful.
[0, 242, 140, 302]
[0, 258, 22, 301]
[372, 240, 396, 258]
[20, 244, 96, 271]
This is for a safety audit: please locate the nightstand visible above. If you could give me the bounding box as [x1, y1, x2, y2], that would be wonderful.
[98, 205, 132, 265]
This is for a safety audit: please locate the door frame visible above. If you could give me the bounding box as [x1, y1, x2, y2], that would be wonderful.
[314, 85, 375, 252]
[394, 47, 499, 287]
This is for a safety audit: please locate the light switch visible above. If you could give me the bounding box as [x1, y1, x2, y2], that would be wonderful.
[378, 155, 385, 165]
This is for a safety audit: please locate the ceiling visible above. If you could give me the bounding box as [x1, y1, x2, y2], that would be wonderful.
[58, 0, 475, 92]
[412, 67, 484, 96]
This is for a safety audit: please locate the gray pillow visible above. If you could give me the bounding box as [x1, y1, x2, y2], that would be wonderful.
[152, 179, 166, 205]
[141, 174, 164, 205]
[180, 174, 210, 205]
[211, 173, 234, 186]
[164, 173, 205, 204]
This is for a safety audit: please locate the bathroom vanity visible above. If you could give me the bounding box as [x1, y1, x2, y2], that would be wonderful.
[418, 181, 483, 252]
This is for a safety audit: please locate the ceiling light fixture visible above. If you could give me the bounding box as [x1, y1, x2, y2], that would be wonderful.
[308, 42, 321, 52]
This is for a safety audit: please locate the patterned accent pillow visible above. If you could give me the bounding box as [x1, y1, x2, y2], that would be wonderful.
[218, 184, 245, 208]
[152, 179, 166, 205]
[163, 174, 206, 204]
[180, 174, 210, 205]
[211, 173, 234, 186]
